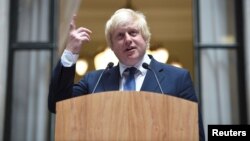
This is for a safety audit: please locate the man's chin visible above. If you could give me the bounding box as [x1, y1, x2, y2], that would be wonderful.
[123, 58, 139, 66]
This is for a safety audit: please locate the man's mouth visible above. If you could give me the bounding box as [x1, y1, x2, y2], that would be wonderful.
[125, 47, 136, 52]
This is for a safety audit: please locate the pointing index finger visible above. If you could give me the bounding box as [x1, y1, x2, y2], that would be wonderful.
[69, 14, 77, 31]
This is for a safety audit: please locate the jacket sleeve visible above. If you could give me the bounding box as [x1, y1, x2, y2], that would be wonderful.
[48, 60, 76, 113]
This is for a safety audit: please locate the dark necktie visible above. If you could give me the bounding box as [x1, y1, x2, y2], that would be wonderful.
[124, 67, 137, 91]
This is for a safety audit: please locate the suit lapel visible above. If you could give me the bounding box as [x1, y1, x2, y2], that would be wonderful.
[140, 58, 165, 93]
[102, 65, 120, 91]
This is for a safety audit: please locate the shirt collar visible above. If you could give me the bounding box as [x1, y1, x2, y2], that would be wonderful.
[119, 54, 151, 77]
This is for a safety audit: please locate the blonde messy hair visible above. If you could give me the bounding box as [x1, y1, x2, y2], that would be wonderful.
[105, 8, 151, 48]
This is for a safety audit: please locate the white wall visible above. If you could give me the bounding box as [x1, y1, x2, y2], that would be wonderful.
[0, 0, 9, 140]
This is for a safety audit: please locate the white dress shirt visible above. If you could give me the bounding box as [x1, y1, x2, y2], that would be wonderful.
[119, 54, 151, 91]
[61, 50, 79, 67]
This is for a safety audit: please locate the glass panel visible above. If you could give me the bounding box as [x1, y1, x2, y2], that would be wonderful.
[11, 50, 51, 141]
[17, 0, 50, 42]
[0, 0, 9, 139]
[200, 49, 239, 138]
[199, 0, 236, 45]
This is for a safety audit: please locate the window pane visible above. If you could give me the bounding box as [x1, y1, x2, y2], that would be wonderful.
[11, 50, 51, 141]
[17, 0, 50, 42]
[199, 0, 236, 45]
[200, 49, 239, 136]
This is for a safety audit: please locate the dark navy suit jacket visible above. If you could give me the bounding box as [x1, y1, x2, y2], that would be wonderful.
[48, 55, 205, 141]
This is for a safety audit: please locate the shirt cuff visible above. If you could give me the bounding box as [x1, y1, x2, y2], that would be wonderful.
[61, 50, 79, 67]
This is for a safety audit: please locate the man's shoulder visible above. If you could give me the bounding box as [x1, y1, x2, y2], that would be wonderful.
[152, 59, 188, 74]
[85, 69, 103, 77]
[85, 65, 119, 77]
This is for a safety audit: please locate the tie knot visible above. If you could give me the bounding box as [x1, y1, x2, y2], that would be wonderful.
[126, 67, 137, 75]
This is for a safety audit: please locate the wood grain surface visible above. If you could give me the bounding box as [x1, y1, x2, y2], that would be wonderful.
[55, 91, 198, 141]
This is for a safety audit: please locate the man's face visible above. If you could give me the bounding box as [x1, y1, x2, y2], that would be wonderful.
[110, 21, 147, 66]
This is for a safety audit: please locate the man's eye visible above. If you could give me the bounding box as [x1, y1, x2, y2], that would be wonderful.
[117, 33, 124, 39]
[130, 31, 138, 36]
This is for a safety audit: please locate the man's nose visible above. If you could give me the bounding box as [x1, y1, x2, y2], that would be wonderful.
[124, 33, 132, 44]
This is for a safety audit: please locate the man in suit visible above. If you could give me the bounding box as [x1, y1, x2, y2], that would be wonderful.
[48, 8, 205, 140]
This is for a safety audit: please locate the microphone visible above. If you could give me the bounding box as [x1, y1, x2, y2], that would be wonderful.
[142, 63, 164, 94]
[92, 62, 114, 93]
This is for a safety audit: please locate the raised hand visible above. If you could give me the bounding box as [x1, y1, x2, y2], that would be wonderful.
[66, 15, 92, 54]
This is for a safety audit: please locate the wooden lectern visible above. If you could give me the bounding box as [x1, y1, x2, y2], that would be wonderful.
[55, 91, 198, 141]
